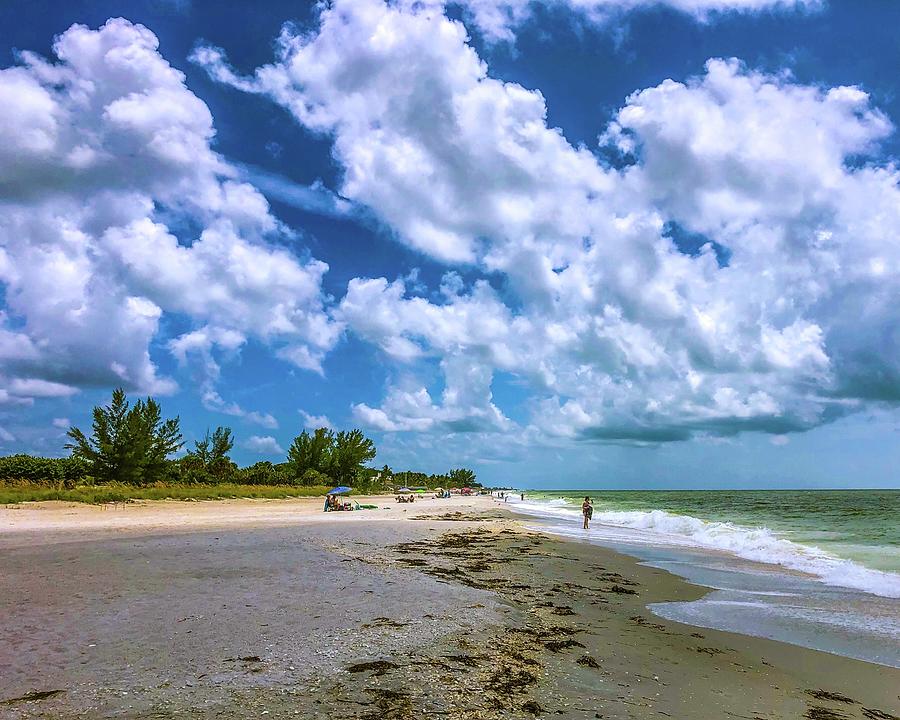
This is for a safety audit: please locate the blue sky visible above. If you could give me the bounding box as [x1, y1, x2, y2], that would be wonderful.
[1, 0, 898, 488]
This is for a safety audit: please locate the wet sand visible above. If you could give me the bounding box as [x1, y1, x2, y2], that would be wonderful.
[0, 497, 897, 719]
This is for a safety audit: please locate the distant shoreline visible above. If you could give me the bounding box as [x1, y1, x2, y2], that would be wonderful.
[521, 487, 900, 492]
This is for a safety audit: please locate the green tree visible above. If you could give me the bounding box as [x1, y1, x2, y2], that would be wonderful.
[182, 426, 236, 483]
[210, 427, 234, 463]
[329, 429, 377, 485]
[287, 427, 334, 481]
[188, 426, 234, 464]
[448, 468, 476, 486]
[238, 461, 275, 486]
[301, 468, 333, 487]
[66, 388, 183, 485]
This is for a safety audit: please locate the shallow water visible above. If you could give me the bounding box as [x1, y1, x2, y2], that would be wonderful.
[505, 490, 900, 667]
[520, 490, 900, 588]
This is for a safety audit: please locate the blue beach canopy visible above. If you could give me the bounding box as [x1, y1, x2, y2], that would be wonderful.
[327, 486, 352, 495]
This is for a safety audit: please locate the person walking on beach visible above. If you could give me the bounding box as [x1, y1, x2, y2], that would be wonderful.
[582, 496, 593, 529]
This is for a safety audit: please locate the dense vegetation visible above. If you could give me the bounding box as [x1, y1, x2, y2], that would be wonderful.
[387, 467, 478, 489]
[66, 388, 183, 485]
[0, 483, 332, 506]
[287, 427, 377, 486]
[0, 455, 90, 489]
[0, 388, 478, 503]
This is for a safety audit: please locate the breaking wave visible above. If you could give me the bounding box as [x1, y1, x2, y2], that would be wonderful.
[509, 498, 900, 599]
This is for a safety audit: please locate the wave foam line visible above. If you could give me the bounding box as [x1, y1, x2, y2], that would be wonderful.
[509, 498, 900, 599]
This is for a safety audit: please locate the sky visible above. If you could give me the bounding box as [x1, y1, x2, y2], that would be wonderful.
[0, 0, 898, 489]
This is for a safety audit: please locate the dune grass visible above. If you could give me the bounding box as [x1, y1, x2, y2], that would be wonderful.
[0, 483, 335, 505]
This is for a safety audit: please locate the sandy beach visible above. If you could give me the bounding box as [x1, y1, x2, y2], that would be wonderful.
[1, 495, 897, 719]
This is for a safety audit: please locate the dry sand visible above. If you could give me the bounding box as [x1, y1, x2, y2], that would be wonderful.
[0, 495, 440, 547]
[0, 495, 897, 719]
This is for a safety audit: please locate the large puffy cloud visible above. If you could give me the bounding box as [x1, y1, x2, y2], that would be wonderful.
[197, 0, 900, 444]
[605, 58, 900, 404]
[340, 276, 517, 433]
[604, 60, 893, 238]
[192, 1, 612, 266]
[0, 19, 339, 412]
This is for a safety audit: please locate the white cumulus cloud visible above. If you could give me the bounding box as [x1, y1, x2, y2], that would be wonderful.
[244, 435, 285, 455]
[0, 19, 339, 409]
[197, 0, 900, 445]
[299, 410, 334, 430]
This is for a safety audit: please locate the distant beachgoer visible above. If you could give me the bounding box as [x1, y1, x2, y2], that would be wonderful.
[520, 493, 524, 501]
[582, 497, 593, 529]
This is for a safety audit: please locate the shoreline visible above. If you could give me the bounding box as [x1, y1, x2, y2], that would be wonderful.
[1, 496, 897, 718]
[505, 493, 900, 668]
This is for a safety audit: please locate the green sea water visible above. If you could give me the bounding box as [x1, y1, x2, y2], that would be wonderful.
[523, 489, 900, 573]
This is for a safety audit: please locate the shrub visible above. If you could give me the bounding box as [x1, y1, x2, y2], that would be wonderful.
[301, 468, 334, 487]
[237, 461, 276, 486]
[0, 454, 90, 489]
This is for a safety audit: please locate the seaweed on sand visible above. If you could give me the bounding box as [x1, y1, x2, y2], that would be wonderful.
[485, 666, 539, 694]
[464, 560, 493, 572]
[2, 690, 66, 704]
[397, 557, 428, 566]
[608, 584, 638, 595]
[543, 638, 586, 652]
[629, 615, 667, 631]
[411, 511, 507, 522]
[361, 617, 409, 628]
[551, 605, 577, 615]
[522, 699, 546, 715]
[691, 646, 724, 656]
[806, 690, 857, 704]
[805, 707, 850, 720]
[390, 530, 514, 590]
[359, 687, 415, 720]
[444, 654, 483, 667]
[381, 529, 588, 714]
[861, 709, 900, 720]
[346, 660, 400, 677]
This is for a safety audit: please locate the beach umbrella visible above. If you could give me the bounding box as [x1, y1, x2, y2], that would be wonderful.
[327, 486, 352, 495]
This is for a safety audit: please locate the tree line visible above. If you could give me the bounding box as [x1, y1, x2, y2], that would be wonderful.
[386, 468, 477, 488]
[0, 388, 477, 490]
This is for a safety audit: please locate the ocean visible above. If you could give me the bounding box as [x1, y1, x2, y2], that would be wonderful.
[506, 489, 900, 667]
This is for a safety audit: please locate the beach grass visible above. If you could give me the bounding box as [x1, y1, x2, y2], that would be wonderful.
[0, 482, 335, 505]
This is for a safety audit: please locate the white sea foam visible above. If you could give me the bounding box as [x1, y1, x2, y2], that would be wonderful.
[508, 497, 900, 599]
